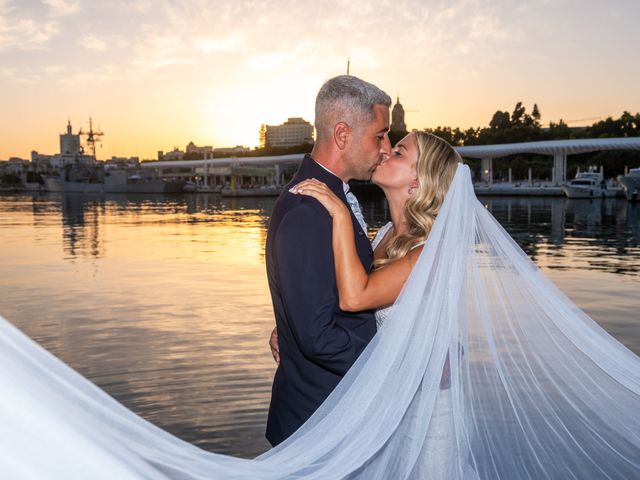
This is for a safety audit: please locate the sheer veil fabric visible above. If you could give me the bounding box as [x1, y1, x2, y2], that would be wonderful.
[1, 164, 639, 479]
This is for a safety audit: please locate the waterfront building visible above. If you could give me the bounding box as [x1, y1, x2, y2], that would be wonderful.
[391, 97, 407, 133]
[214, 145, 251, 156]
[186, 141, 213, 156]
[59, 121, 93, 167]
[31, 152, 57, 171]
[0, 158, 29, 175]
[158, 148, 185, 161]
[30, 121, 94, 170]
[264, 117, 314, 148]
[60, 120, 81, 156]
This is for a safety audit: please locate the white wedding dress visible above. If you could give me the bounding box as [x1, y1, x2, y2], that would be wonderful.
[1, 164, 639, 479]
[372, 223, 472, 479]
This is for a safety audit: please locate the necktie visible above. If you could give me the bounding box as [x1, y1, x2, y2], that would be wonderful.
[346, 190, 367, 234]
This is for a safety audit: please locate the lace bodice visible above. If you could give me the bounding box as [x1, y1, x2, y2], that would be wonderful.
[372, 223, 394, 329]
[371, 222, 426, 329]
[371, 222, 393, 251]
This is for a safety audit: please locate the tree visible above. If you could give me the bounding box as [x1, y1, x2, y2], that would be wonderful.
[489, 111, 510, 130]
[584, 112, 640, 138]
[511, 102, 526, 126]
[531, 104, 541, 127]
[424, 126, 466, 146]
[547, 119, 572, 139]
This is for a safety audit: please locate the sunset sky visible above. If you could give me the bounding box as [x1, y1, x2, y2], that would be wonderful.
[1, 0, 639, 160]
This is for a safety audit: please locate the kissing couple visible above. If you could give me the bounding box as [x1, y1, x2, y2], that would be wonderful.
[1, 76, 639, 479]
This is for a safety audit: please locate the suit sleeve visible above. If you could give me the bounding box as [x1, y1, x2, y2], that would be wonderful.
[275, 201, 369, 375]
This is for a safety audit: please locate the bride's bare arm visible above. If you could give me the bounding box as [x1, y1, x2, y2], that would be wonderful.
[291, 179, 422, 311]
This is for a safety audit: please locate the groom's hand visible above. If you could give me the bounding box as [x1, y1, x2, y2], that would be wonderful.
[269, 327, 280, 365]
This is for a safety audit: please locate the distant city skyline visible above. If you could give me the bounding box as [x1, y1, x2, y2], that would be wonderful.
[1, 0, 639, 159]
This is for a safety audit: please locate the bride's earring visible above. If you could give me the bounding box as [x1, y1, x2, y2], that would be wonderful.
[408, 185, 414, 195]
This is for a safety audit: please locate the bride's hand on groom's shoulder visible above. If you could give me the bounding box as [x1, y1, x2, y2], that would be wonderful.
[289, 179, 350, 220]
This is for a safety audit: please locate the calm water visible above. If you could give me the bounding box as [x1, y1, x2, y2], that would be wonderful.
[0, 192, 639, 458]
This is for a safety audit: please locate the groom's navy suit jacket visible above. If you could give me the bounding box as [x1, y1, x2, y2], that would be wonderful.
[265, 154, 377, 446]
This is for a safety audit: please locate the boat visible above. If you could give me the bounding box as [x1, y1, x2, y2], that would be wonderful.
[45, 167, 184, 193]
[619, 168, 640, 201]
[561, 171, 618, 199]
[41, 118, 184, 193]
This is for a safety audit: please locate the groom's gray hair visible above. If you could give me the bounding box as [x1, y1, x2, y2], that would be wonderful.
[315, 75, 391, 141]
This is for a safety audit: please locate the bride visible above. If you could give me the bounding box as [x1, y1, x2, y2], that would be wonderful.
[1, 132, 639, 478]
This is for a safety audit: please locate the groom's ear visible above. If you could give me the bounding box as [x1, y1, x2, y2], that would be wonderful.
[333, 122, 350, 151]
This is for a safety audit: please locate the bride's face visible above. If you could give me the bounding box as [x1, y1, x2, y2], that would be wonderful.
[371, 133, 418, 190]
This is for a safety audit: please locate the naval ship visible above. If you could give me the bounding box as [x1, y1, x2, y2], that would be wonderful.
[43, 119, 184, 194]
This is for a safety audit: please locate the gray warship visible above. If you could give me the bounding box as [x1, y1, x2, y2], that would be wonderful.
[43, 119, 184, 194]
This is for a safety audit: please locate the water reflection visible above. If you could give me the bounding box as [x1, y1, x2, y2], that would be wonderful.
[0, 192, 638, 458]
[480, 196, 640, 276]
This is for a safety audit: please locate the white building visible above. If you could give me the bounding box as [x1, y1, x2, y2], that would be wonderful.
[0, 158, 29, 175]
[60, 120, 81, 156]
[265, 117, 314, 148]
[186, 141, 213, 156]
[158, 148, 185, 161]
[30, 121, 94, 170]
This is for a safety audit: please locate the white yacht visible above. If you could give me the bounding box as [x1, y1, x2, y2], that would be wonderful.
[562, 171, 618, 199]
[619, 168, 640, 201]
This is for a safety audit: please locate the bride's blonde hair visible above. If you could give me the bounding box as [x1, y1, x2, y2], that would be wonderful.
[374, 132, 461, 268]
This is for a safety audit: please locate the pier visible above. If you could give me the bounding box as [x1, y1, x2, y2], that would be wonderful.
[457, 137, 640, 185]
[140, 137, 640, 196]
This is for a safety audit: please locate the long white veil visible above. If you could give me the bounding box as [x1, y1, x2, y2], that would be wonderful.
[1, 164, 639, 479]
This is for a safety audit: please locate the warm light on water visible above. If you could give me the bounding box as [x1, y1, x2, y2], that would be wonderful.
[0, 192, 638, 457]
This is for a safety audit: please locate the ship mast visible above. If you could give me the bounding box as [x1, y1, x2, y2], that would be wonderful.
[78, 118, 104, 158]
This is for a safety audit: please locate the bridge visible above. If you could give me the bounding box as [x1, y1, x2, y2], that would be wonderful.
[457, 137, 640, 184]
[141, 137, 640, 186]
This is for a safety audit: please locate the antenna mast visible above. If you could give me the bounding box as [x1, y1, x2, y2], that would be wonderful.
[79, 118, 104, 158]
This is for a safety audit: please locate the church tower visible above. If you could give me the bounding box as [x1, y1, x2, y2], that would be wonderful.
[60, 120, 81, 155]
[391, 97, 407, 133]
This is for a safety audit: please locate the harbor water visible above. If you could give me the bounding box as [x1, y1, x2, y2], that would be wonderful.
[0, 192, 638, 458]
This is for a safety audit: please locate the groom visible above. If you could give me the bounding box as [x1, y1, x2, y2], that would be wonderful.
[265, 75, 392, 446]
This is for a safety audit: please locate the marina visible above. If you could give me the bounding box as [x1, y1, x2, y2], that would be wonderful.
[3, 122, 640, 200]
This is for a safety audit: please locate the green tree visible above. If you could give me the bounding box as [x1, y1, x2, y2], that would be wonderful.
[489, 111, 510, 130]
[546, 119, 572, 139]
[425, 126, 466, 146]
[511, 102, 526, 126]
[531, 104, 541, 127]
